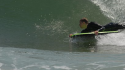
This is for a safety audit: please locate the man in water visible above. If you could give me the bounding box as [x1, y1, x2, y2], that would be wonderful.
[69, 18, 125, 37]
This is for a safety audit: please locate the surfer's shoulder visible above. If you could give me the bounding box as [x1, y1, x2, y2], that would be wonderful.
[88, 22, 98, 26]
[89, 22, 97, 24]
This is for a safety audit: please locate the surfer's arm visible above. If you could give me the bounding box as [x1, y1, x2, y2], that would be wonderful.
[98, 27, 105, 32]
[94, 27, 105, 35]
[93, 27, 105, 35]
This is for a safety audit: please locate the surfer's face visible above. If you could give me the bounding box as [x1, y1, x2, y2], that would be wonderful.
[79, 22, 87, 29]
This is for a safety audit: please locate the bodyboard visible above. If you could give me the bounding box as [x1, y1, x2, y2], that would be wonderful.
[70, 31, 119, 38]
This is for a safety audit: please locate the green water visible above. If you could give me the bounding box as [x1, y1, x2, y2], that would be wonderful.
[0, 0, 125, 70]
[0, 0, 111, 51]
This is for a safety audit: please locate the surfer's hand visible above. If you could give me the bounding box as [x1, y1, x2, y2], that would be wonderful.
[69, 34, 73, 37]
[94, 31, 98, 35]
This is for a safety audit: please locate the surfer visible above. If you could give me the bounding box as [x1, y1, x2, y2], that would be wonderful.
[69, 18, 125, 37]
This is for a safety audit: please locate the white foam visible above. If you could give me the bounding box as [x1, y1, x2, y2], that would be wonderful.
[96, 32, 125, 46]
[91, 0, 125, 22]
[41, 65, 50, 70]
[53, 66, 72, 70]
[87, 62, 106, 70]
[0, 63, 3, 70]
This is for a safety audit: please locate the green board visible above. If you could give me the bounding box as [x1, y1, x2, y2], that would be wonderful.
[70, 31, 119, 38]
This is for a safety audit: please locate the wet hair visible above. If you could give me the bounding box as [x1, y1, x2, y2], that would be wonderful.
[80, 18, 88, 24]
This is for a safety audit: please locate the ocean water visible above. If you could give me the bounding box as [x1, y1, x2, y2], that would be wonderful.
[0, 0, 125, 70]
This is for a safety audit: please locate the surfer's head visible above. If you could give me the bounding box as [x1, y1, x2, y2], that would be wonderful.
[79, 18, 88, 29]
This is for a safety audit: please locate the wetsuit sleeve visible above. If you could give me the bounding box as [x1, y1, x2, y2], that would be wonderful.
[98, 27, 105, 31]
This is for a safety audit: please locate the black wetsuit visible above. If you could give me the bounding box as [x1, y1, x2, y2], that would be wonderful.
[81, 22, 125, 33]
